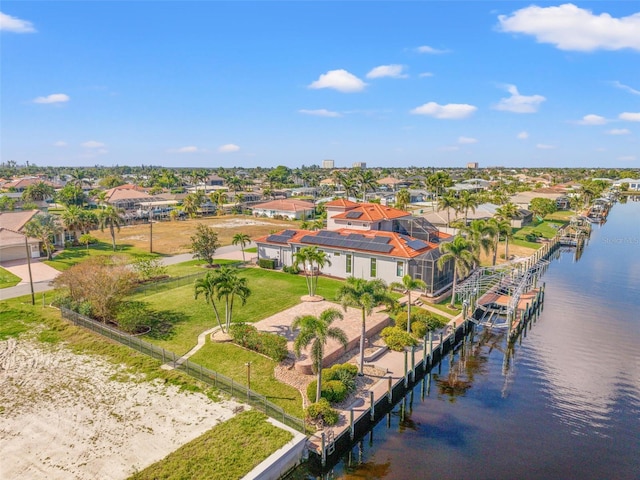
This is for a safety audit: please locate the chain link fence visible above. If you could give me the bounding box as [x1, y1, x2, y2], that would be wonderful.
[60, 307, 305, 433]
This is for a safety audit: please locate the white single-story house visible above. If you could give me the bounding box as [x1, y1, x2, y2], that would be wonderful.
[0, 210, 43, 262]
[614, 178, 640, 191]
[252, 199, 315, 220]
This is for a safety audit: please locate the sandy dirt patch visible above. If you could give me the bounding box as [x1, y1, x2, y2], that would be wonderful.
[0, 338, 240, 480]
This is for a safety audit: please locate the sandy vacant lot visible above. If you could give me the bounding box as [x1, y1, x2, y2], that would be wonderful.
[94, 216, 293, 255]
[0, 339, 240, 480]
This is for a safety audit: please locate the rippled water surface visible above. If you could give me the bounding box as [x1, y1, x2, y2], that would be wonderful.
[292, 200, 640, 480]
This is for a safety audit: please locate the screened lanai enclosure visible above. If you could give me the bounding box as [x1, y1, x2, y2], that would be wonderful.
[392, 216, 440, 243]
[407, 246, 454, 296]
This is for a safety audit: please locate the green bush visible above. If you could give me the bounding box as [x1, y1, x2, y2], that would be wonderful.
[258, 258, 276, 269]
[411, 320, 428, 339]
[307, 380, 349, 404]
[305, 398, 339, 426]
[282, 265, 300, 274]
[380, 326, 418, 351]
[228, 323, 288, 362]
[116, 301, 152, 333]
[395, 309, 446, 338]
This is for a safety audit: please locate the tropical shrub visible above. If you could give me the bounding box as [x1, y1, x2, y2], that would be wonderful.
[116, 301, 153, 333]
[307, 380, 349, 404]
[133, 257, 168, 281]
[305, 398, 339, 426]
[380, 326, 418, 351]
[282, 264, 300, 274]
[258, 258, 276, 269]
[228, 323, 288, 361]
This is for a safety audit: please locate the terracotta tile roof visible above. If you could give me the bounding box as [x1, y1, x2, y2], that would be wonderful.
[104, 185, 152, 202]
[377, 176, 403, 185]
[3, 177, 56, 190]
[332, 203, 410, 222]
[256, 228, 450, 259]
[324, 198, 360, 208]
[0, 227, 38, 247]
[0, 210, 39, 232]
[252, 199, 315, 212]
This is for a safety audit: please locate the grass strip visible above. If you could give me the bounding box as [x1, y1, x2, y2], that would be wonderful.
[0, 267, 21, 289]
[128, 410, 293, 480]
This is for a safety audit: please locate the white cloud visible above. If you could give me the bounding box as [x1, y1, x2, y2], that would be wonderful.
[419, 72, 434, 78]
[498, 4, 640, 52]
[536, 143, 556, 150]
[366, 64, 408, 79]
[458, 136, 478, 144]
[298, 109, 342, 118]
[33, 93, 70, 104]
[0, 12, 36, 33]
[218, 144, 240, 153]
[606, 128, 631, 135]
[410, 102, 477, 119]
[416, 45, 449, 54]
[81, 140, 105, 148]
[517, 131, 529, 140]
[618, 155, 636, 162]
[177, 146, 199, 153]
[493, 84, 545, 113]
[53, 141, 67, 147]
[577, 114, 607, 125]
[619, 112, 640, 122]
[610, 81, 640, 96]
[308, 69, 367, 93]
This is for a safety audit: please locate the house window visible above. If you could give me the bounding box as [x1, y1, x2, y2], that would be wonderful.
[370, 258, 377, 277]
[346, 254, 352, 274]
[397, 261, 404, 277]
[334, 252, 341, 257]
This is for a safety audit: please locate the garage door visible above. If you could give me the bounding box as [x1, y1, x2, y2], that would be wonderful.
[0, 246, 26, 262]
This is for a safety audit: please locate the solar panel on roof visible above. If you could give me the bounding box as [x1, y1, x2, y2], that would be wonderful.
[348, 233, 364, 240]
[267, 234, 292, 243]
[346, 211, 363, 219]
[406, 239, 428, 250]
[281, 229, 296, 237]
[372, 236, 391, 244]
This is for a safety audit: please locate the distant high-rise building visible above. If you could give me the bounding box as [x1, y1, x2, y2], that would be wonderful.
[467, 162, 479, 169]
[322, 159, 335, 169]
[352, 162, 367, 169]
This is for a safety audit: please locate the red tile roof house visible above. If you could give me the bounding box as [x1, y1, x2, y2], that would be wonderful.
[255, 200, 455, 297]
[251, 199, 315, 220]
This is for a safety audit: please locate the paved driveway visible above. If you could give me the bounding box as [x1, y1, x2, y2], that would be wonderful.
[1, 258, 60, 285]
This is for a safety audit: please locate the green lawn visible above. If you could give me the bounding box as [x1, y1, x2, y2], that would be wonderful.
[544, 210, 575, 221]
[129, 410, 293, 480]
[244, 247, 258, 253]
[514, 221, 565, 241]
[511, 238, 543, 250]
[164, 259, 240, 278]
[0, 267, 21, 289]
[133, 268, 344, 355]
[45, 241, 155, 271]
[189, 342, 304, 417]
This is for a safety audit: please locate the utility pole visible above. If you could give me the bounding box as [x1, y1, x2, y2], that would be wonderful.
[24, 237, 35, 305]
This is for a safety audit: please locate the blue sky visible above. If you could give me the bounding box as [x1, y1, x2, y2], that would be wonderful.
[1, 1, 639, 169]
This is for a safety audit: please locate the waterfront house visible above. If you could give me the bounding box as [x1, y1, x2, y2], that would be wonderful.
[251, 199, 316, 220]
[256, 201, 455, 296]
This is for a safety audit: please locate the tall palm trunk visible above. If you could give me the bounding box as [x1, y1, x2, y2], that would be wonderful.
[109, 223, 116, 251]
[505, 236, 510, 261]
[359, 308, 366, 375]
[492, 237, 499, 266]
[316, 354, 323, 402]
[450, 267, 458, 307]
[406, 291, 412, 334]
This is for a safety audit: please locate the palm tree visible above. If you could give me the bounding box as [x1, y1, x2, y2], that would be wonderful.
[495, 202, 519, 222]
[209, 190, 228, 216]
[182, 192, 204, 218]
[437, 193, 458, 227]
[24, 213, 61, 260]
[395, 188, 411, 211]
[461, 219, 497, 264]
[336, 277, 395, 375]
[98, 206, 125, 251]
[293, 246, 331, 297]
[232, 233, 251, 262]
[458, 191, 480, 225]
[292, 308, 348, 403]
[341, 177, 358, 200]
[194, 270, 226, 332]
[60, 205, 83, 242]
[390, 275, 427, 334]
[488, 217, 513, 265]
[437, 236, 477, 308]
[22, 181, 54, 202]
[357, 169, 378, 202]
[215, 266, 251, 332]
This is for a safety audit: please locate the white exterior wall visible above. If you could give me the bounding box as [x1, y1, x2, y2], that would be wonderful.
[258, 243, 292, 266]
[253, 208, 308, 220]
[329, 219, 372, 231]
[313, 249, 406, 284]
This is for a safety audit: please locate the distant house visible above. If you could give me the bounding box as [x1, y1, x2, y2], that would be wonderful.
[104, 185, 154, 210]
[2, 177, 58, 193]
[0, 210, 42, 262]
[421, 203, 532, 228]
[252, 199, 315, 220]
[614, 178, 640, 191]
[205, 174, 225, 187]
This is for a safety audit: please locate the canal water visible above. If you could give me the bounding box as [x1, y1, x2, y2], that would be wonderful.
[290, 199, 640, 480]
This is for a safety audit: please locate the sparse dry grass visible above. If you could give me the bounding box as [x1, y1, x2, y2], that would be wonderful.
[90, 215, 295, 255]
